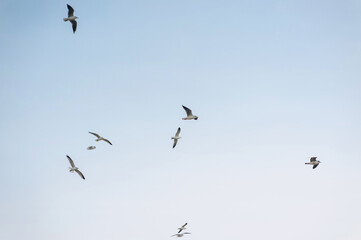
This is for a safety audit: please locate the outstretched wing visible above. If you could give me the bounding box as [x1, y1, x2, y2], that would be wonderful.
[89, 132, 101, 138]
[103, 138, 112, 145]
[310, 157, 317, 162]
[173, 139, 178, 149]
[67, 155, 75, 168]
[182, 223, 188, 228]
[171, 234, 179, 237]
[67, 4, 74, 17]
[75, 169, 85, 179]
[175, 127, 181, 137]
[182, 105, 193, 117]
[70, 20, 77, 33]
[313, 163, 319, 169]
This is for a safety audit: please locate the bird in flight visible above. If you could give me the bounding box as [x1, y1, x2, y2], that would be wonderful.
[66, 155, 85, 180]
[87, 146, 96, 150]
[63, 4, 78, 33]
[182, 105, 198, 120]
[177, 223, 188, 233]
[171, 232, 191, 238]
[89, 132, 112, 145]
[171, 128, 181, 148]
[305, 157, 321, 169]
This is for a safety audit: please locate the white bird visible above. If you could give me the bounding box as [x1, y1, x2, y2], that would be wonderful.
[89, 132, 112, 145]
[177, 223, 187, 233]
[63, 4, 78, 33]
[171, 232, 191, 238]
[66, 155, 85, 180]
[305, 157, 321, 169]
[171, 128, 181, 148]
[87, 146, 96, 150]
[182, 105, 198, 120]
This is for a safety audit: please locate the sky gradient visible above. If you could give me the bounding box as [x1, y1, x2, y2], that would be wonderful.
[1, 0, 361, 239]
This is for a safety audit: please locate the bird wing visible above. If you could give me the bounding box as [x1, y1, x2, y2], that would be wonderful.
[310, 157, 317, 162]
[67, 4, 74, 17]
[173, 139, 178, 148]
[67, 155, 75, 167]
[182, 105, 193, 117]
[183, 232, 191, 235]
[70, 20, 77, 33]
[175, 127, 181, 137]
[89, 132, 101, 138]
[182, 223, 188, 228]
[171, 234, 178, 237]
[75, 169, 85, 179]
[313, 163, 319, 169]
[178, 229, 182, 233]
[103, 138, 112, 145]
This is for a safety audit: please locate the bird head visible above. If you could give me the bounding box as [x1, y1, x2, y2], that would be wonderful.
[194, 116, 198, 120]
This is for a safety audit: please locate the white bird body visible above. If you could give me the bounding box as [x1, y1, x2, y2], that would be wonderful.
[67, 155, 85, 180]
[63, 16, 77, 21]
[171, 232, 191, 238]
[171, 128, 181, 148]
[89, 132, 112, 145]
[63, 4, 77, 33]
[305, 157, 321, 169]
[182, 105, 198, 120]
[69, 166, 79, 172]
[177, 223, 188, 233]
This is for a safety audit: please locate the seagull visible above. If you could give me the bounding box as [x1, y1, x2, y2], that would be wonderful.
[171, 232, 191, 238]
[87, 146, 96, 150]
[66, 155, 85, 180]
[182, 105, 198, 120]
[178, 223, 187, 233]
[305, 157, 321, 169]
[63, 4, 78, 33]
[171, 128, 181, 148]
[89, 132, 112, 145]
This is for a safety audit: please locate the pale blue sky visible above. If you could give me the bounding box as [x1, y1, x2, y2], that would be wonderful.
[1, 0, 361, 239]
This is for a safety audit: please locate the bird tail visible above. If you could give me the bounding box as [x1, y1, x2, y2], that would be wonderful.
[63, 18, 68, 22]
[305, 163, 311, 165]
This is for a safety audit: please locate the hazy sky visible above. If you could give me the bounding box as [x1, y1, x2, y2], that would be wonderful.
[1, 0, 361, 239]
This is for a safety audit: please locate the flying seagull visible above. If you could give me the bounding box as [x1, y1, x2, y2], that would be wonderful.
[305, 157, 321, 169]
[182, 105, 198, 120]
[87, 146, 96, 150]
[178, 223, 187, 233]
[63, 4, 78, 33]
[171, 128, 181, 148]
[66, 155, 85, 180]
[89, 132, 112, 145]
[171, 232, 191, 238]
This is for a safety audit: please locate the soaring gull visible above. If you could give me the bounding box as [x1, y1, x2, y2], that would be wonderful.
[171, 128, 181, 148]
[182, 105, 198, 120]
[178, 223, 187, 233]
[89, 132, 112, 145]
[87, 146, 96, 150]
[305, 157, 321, 169]
[171, 232, 191, 238]
[63, 4, 78, 33]
[66, 155, 85, 180]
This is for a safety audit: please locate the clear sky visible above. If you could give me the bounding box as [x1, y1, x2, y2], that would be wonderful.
[1, 0, 361, 239]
